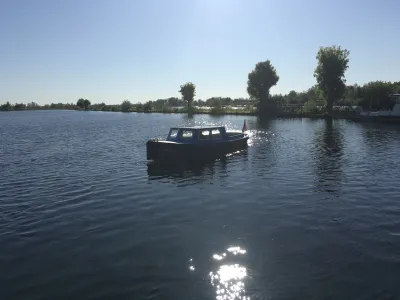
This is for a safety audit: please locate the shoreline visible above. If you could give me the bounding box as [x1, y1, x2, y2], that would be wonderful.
[0, 108, 357, 119]
[4, 109, 400, 123]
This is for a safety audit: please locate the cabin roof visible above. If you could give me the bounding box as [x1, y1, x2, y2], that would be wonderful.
[171, 125, 225, 130]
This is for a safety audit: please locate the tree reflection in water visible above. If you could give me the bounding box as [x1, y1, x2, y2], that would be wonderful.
[313, 118, 344, 194]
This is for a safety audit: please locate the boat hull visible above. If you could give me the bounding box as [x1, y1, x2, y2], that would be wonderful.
[146, 136, 249, 162]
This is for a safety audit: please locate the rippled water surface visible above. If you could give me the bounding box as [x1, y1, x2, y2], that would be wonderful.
[1, 111, 400, 299]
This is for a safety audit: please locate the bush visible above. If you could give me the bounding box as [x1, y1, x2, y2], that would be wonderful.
[121, 100, 132, 112]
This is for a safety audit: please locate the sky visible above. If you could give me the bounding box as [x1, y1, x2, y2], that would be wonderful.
[1, 0, 399, 105]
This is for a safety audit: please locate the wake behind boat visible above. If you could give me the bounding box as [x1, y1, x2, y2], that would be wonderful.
[146, 122, 249, 162]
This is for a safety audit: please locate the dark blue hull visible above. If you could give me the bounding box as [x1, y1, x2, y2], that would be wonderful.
[146, 136, 249, 162]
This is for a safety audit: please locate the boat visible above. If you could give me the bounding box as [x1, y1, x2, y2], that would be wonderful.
[352, 94, 400, 123]
[146, 123, 249, 162]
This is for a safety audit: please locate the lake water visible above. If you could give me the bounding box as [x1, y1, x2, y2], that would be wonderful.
[1, 110, 400, 300]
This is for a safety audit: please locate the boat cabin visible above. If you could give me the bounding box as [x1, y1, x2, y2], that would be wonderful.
[147, 125, 248, 161]
[389, 94, 400, 104]
[360, 93, 400, 117]
[166, 126, 228, 143]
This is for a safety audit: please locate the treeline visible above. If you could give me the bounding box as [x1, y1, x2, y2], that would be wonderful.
[116, 97, 256, 112]
[270, 81, 400, 110]
[0, 97, 255, 112]
[0, 101, 78, 111]
[2, 80, 399, 114]
[2, 81, 399, 114]
[246, 46, 400, 116]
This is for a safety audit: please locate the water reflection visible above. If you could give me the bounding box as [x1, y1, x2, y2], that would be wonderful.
[208, 114, 227, 122]
[255, 117, 272, 131]
[181, 113, 195, 124]
[179, 114, 236, 128]
[189, 258, 195, 271]
[245, 118, 274, 146]
[147, 160, 217, 179]
[360, 122, 400, 152]
[245, 119, 277, 175]
[209, 246, 249, 300]
[146, 150, 247, 183]
[313, 118, 344, 193]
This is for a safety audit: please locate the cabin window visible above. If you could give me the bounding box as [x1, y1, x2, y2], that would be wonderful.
[211, 129, 221, 139]
[180, 130, 194, 140]
[199, 130, 210, 140]
[169, 129, 178, 138]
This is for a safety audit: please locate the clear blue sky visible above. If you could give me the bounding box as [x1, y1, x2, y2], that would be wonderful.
[1, 0, 399, 105]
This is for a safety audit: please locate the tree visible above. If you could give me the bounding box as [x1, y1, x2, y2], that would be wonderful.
[0, 101, 12, 111]
[206, 97, 222, 107]
[27, 102, 39, 109]
[83, 99, 91, 110]
[209, 98, 224, 114]
[143, 101, 152, 113]
[339, 84, 362, 106]
[13, 103, 25, 110]
[121, 100, 132, 112]
[314, 46, 350, 115]
[247, 60, 279, 115]
[359, 81, 396, 110]
[179, 82, 196, 111]
[91, 102, 106, 111]
[50, 103, 64, 109]
[286, 90, 300, 104]
[306, 86, 320, 103]
[77, 98, 85, 109]
[197, 99, 205, 106]
[270, 94, 286, 107]
[135, 103, 144, 112]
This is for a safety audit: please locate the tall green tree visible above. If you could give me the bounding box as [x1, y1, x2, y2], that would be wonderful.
[179, 82, 196, 111]
[77, 98, 85, 109]
[247, 60, 279, 115]
[83, 99, 91, 110]
[314, 46, 350, 115]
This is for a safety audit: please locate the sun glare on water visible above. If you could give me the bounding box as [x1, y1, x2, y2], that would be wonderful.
[210, 246, 249, 300]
